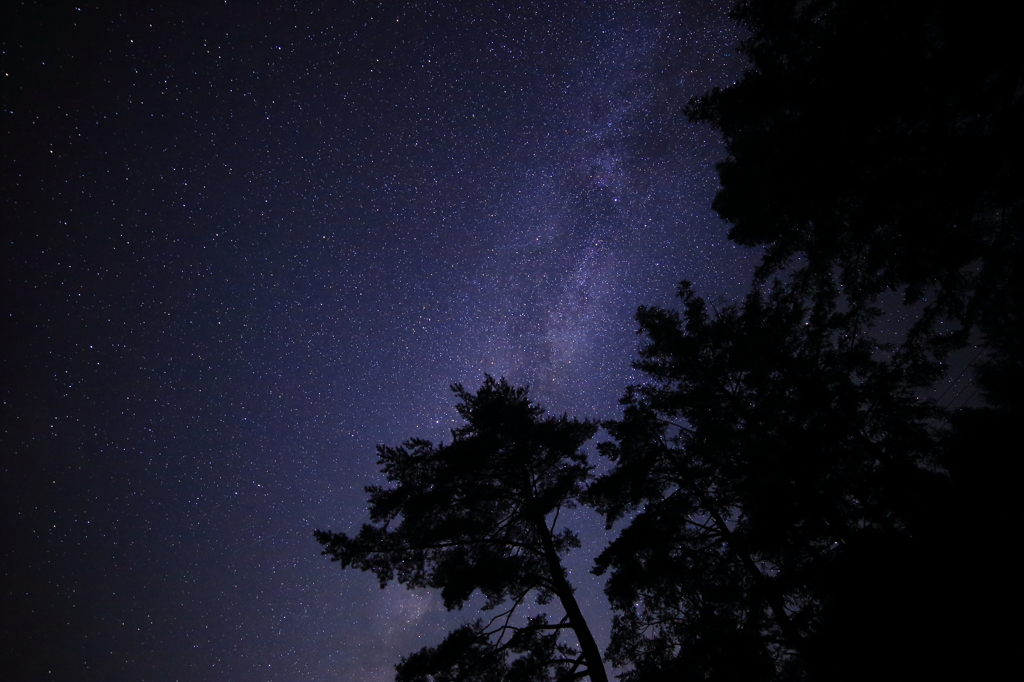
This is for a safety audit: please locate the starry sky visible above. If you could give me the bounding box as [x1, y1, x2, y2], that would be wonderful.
[3, 2, 754, 680]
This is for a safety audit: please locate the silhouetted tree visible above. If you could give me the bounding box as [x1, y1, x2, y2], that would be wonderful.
[687, 0, 1022, 358]
[675, 3, 1022, 677]
[316, 377, 607, 682]
[588, 281, 950, 680]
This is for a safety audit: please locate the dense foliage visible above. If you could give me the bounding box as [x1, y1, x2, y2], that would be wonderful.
[588, 280, 945, 680]
[583, 0, 1020, 678]
[687, 0, 1021, 337]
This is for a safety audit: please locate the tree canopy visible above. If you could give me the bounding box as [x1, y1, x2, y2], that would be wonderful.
[687, 0, 1022, 358]
[315, 377, 607, 682]
[580, 0, 1021, 678]
[588, 280, 956, 680]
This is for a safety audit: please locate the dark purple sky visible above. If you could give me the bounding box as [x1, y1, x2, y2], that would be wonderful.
[3, 2, 752, 679]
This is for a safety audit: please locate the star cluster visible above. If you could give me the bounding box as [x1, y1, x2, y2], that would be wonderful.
[3, 2, 750, 679]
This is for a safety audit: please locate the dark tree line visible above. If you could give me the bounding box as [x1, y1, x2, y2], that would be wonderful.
[316, 1, 1020, 679]
[583, 1, 1020, 679]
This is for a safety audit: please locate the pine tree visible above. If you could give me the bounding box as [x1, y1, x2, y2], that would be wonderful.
[588, 282, 947, 680]
[316, 377, 608, 682]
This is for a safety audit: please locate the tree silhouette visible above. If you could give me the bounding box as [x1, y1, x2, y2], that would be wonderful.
[588, 281, 950, 680]
[674, 3, 1022, 676]
[315, 376, 607, 682]
[687, 0, 1022, 358]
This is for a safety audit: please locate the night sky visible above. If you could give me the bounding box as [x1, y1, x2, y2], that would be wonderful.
[3, 2, 754, 679]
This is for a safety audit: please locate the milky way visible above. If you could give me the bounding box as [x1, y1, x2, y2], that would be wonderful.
[4, 2, 751, 679]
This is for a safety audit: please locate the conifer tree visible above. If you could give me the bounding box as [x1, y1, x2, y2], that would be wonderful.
[316, 377, 607, 682]
[588, 281, 949, 680]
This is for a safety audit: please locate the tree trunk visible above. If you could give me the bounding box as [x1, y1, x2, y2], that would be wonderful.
[532, 513, 609, 682]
